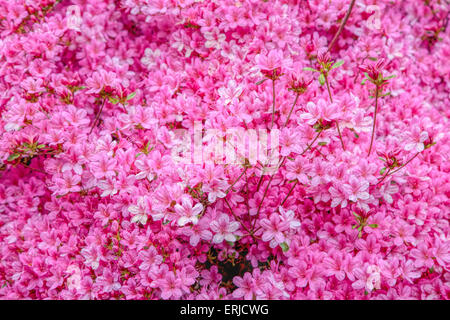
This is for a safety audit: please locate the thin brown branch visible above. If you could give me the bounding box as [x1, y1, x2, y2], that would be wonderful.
[328, 0, 357, 52]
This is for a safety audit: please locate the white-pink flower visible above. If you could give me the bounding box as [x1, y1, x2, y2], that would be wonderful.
[218, 80, 243, 105]
[128, 196, 149, 225]
[405, 130, 428, 152]
[174, 196, 203, 227]
[344, 176, 370, 203]
[210, 214, 240, 243]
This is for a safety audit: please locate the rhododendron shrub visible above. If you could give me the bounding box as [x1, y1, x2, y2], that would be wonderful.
[0, 0, 449, 300]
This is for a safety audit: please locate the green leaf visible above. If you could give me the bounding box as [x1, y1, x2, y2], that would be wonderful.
[318, 142, 327, 146]
[126, 92, 137, 101]
[37, 144, 45, 149]
[256, 79, 267, 85]
[303, 67, 319, 72]
[280, 242, 289, 252]
[331, 60, 344, 69]
[318, 73, 325, 86]
[352, 212, 360, 219]
[7, 153, 20, 161]
[352, 224, 358, 229]
[368, 224, 378, 228]
[109, 97, 119, 104]
[226, 241, 235, 247]
[358, 226, 362, 231]
[384, 74, 396, 80]
[380, 167, 386, 175]
[361, 78, 368, 85]
[353, 132, 359, 138]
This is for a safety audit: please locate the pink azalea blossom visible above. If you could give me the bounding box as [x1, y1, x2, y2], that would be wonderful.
[174, 196, 203, 227]
[210, 214, 240, 244]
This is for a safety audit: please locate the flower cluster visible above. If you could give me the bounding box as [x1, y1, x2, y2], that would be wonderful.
[0, 0, 448, 300]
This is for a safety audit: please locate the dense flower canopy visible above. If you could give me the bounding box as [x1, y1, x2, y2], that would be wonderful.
[0, 0, 449, 300]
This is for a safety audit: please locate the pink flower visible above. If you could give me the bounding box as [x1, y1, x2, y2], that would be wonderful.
[279, 128, 299, 157]
[85, 70, 118, 95]
[95, 269, 121, 293]
[279, 206, 301, 230]
[138, 247, 163, 271]
[217, 80, 243, 105]
[52, 172, 81, 196]
[174, 196, 203, 227]
[210, 214, 240, 244]
[285, 157, 309, 184]
[410, 243, 435, 268]
[359, 58, 386, 82]
[352, 265, 381, 292]
[203, 179, 228, 203]
[232, 272, 255, 299]
[255, 49, 284, 72]
[404, 129, 429, 152]
[260, 213, 290, 248]
[299, 101, 322, 125]
[128, 196, 149, 225]
[344, 176, 370, 203]
[159, 272, 183, 299]
[329, 183, 350, 208]
[204, 28, 226, 49]
[392, 221, 416, 246]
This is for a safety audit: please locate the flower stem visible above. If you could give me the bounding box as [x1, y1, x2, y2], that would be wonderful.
[89, 98, 107, 134]
[328, 0, 356, 52]
[376, 167, 391, 186]
[258, 79, 279, 192]
[300, 130, 322, 156]
[225, 167, 248, 195]
[244, 171, 251, 218]
[378, 152, 420, 181]
[224, 197, 256, 239]
[368, 86, 379, 156]
[281, 180, 298, 206]
[325, 75, 345, 151]
[254, 157, 286, 228]
[284, 91, 300, 128]
[255, 174, 264, 192]
[271, 79, 276, 129]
